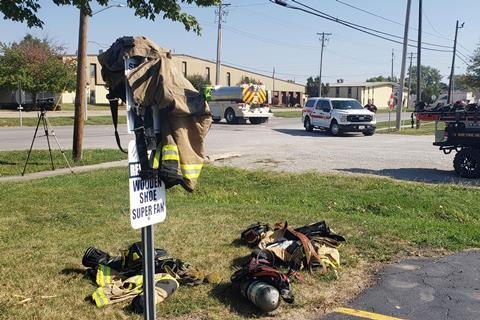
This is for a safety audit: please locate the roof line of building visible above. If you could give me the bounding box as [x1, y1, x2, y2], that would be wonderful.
[172, 53, 304, 88]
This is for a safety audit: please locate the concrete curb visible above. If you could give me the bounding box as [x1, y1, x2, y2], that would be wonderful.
[0, 152, 242, 183]
[0, 160, 128, 183]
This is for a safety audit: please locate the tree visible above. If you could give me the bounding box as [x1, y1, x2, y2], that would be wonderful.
[366, 75, 398, 83]
[187, 74, 211, 91]
[456, 47, 480, 91]
[0, 34, 76, 106]
[407, 65, 442, 103]
[1, 0, 219, 161]
[0, 0, 220, 34]
[305, 76, 329, 97]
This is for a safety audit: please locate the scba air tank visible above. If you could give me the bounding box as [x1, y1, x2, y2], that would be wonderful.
[241, 280, 280, 312]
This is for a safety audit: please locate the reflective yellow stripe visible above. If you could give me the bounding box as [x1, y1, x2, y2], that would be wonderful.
[96, 265, 112, 287]
[92, 288, 109, 307]
[162, 144, 180, 161]
[181, 164, 203, 179]
[162, 145, 178, 152]
[153, 149, 161, 169]
[163, 152, 180, 161]
[134, 275, 143, 293]
[335, 307, 405, 320]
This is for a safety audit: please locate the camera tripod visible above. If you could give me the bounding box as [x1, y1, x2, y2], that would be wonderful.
[22, 109, 73, 176]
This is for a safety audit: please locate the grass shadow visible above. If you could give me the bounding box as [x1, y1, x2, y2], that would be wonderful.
[230, 238, 245, 248]
[336, 167, 480, 186]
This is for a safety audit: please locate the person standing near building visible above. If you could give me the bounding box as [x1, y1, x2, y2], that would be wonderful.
[364, 99, 377, 113]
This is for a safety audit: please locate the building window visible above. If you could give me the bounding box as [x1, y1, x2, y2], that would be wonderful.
[182, 61, 187, 77]
[335, 87, 340, 97]
[347, 87, 352, 98]
[227, 72, 231, 86]
[205, 67, 210, 83]
[89, 64, 97, 84]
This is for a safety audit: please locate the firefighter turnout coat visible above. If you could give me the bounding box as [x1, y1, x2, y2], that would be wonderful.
[98, 36, 212, 191]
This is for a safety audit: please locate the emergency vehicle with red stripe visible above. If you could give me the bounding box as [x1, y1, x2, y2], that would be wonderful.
[301, 97, 376, 136]
[207, 84, 272, 124]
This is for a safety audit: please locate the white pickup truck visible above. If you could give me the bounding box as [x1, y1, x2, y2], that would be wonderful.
[301, 97, 376, 136]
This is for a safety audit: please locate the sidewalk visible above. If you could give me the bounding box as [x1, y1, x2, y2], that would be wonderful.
[0, 109, 126, 118]
[0, 160, 128, 183]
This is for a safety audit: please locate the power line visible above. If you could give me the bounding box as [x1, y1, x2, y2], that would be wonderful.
[273, 0, 452, 52]
[291, 0, 452, 51]
[456, 53, 470, 66]
[334, 0, 475, 55]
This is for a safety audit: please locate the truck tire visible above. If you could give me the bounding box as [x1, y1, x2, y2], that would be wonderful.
[330, 120, 341, 136]
[249, 118, 263, 125]
[304, 117, 313, 132]
[225, 108, 237, 124]
[453, 148, 480, 178]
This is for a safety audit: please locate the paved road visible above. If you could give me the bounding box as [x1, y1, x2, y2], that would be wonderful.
[1, 117, 477, 185]
[325, 250, 480, 320]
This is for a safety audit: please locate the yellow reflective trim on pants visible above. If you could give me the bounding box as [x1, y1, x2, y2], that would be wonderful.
[92, 288, 109, 307]
[335, 307, 405, 320]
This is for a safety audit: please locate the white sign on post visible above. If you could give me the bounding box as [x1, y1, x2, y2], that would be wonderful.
[128, 140, 166, 229]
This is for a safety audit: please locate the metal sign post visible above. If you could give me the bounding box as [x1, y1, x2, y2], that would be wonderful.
[15, 82, 25, 127]
[125, 56, 165, 320]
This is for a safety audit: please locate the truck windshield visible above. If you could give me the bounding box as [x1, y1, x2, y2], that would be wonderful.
[331, 100, 363, 110]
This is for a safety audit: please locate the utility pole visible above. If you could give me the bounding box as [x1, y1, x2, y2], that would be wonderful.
[317, 32, 331, 97]
[391, 49, 394, 80]
[215, 2, 230, 85]
[72, 4, 124, 161]
[396, 0, 412, 131]
[447, 20, 464, 104]
[73, 9, 88, 161]
[416, 0, 422, 105]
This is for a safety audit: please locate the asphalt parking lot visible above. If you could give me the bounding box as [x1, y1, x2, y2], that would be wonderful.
[0, 116, 477, 186]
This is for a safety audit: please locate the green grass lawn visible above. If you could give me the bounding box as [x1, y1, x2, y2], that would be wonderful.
[376, 120, 436, 135]
[273, 110, 302, 118]
[1, 166, 479, 319]
[0, 115, 127, 127]
[0, 149, 127, 176]
[59, 103, 111, 111]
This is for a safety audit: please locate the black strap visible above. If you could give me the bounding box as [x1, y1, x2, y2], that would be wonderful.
[108, 98, 127, 153]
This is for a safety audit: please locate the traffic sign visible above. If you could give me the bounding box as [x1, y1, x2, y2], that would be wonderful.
[388, 92, 395, 110]
[15, 89, 25, 105]
[128, 140, 166, 229]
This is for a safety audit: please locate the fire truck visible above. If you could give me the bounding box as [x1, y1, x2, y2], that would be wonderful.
[416, 104, 480, 178]
[206, 84, 272, 124]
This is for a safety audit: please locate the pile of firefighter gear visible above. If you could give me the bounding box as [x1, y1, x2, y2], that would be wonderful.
[82, 242, 221, 312]
[98, 36, 212, 192]
[232, 221, 345, 312]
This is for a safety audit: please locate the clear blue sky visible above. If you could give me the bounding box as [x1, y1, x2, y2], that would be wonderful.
[1, 0, 478, 85]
